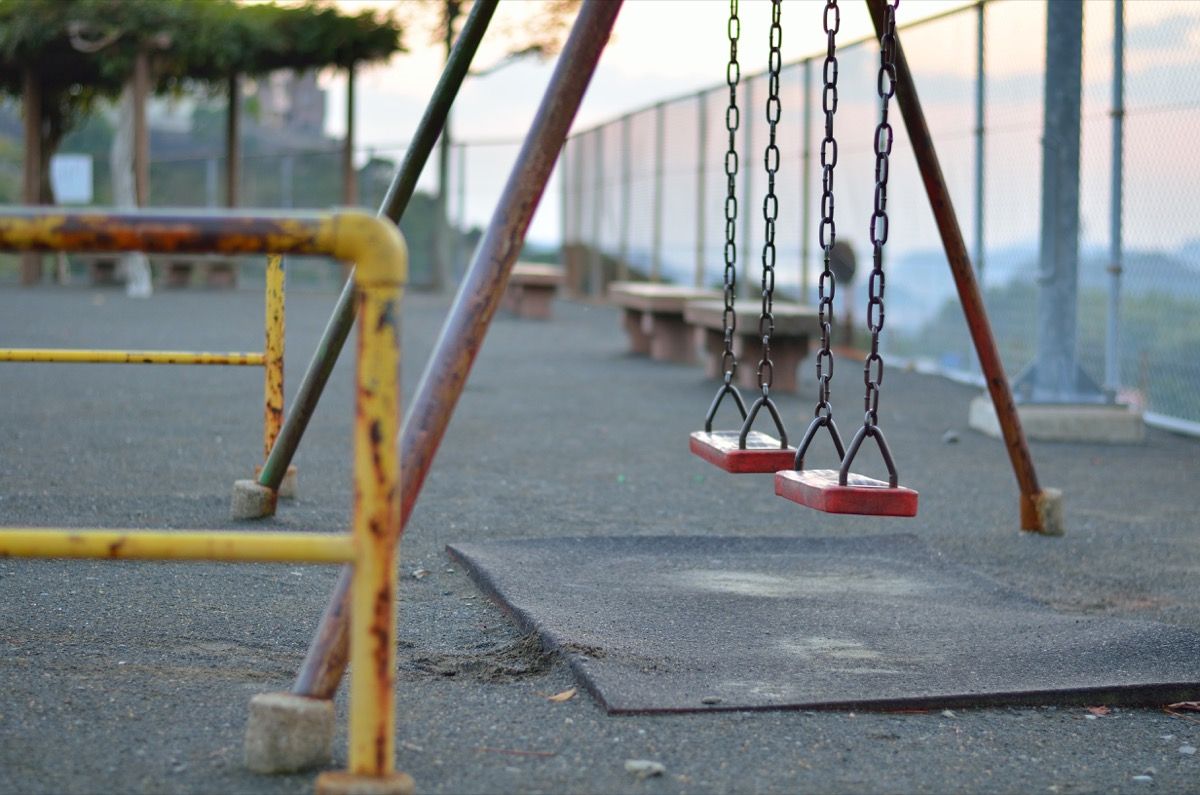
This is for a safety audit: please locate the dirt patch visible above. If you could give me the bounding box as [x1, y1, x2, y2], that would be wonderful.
[399, 632, 555, 683]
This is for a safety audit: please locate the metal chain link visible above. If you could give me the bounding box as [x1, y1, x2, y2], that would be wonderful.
[756, 0, 783, 395]
[721, 0, 740, 383]
[862, 0, 899, 428]
[814, 0, 840, 420]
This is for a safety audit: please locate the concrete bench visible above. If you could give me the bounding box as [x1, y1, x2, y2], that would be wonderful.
[684, 299, 820, 394]
[155, 255, 239, 289]
[75, 253, 238, 288]
[502, 263, 564, 319]
[607, 281, 720, 363]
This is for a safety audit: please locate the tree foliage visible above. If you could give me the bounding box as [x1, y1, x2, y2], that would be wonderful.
[0, 0, 405, 142]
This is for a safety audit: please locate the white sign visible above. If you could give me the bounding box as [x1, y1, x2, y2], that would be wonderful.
[50, 154, 94, 204]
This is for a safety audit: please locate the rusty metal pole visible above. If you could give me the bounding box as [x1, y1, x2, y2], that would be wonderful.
[253, 0, 498, 496]
[864, 0, 1059, 534]
[292, 0, 624, 699]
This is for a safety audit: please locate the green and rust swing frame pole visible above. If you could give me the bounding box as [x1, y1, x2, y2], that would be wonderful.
[291, 0, 624, 700]
[254, 0, 499, 497]
[864, 0, 1060, 534]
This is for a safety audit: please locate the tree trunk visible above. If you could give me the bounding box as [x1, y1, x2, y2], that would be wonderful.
[431, 0, 461, 292]
[20, 68, 42, 285]
[226, 73, 240, 208]
[133, 49, 150, 207]
[342, 62, 357, 206]
[112, 79, 153, 297]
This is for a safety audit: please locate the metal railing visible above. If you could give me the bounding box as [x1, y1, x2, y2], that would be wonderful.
[0, 208, 411, 791]
[0, 251, 288, 463]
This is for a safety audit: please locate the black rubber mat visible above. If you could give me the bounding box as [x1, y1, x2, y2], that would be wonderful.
[447, 535, 1200, 714]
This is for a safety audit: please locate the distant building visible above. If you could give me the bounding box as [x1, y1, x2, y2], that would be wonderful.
[259, 71, 326, 138]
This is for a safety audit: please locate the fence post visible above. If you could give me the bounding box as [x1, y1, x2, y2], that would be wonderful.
[973, 2, 986, 283]
[972, 1, 986, 371]
[573, 131, 586, 292]
[590, 129, 605, 294]
[801, 58, 813, 304]
[280, 155, 295, 209]
[559, 140, 570, 286]
[1019, 0, 1102, 402]
[695, 92, 707, 288]
[741, 76, 755, 299]
[1105, 0, 1125, 397]
[205, 157, 219, 208]
[453, 143, 467, 281]
[618, 115, 631, 280]
[652, 102, 665, 282]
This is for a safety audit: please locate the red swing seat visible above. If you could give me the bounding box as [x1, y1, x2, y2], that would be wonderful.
[774, 468, 918, 516]
[690, 430, 796, 474]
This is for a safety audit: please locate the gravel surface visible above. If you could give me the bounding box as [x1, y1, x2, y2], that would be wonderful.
[0, 284, 1197, 794]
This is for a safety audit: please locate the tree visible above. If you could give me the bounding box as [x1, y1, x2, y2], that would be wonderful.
[0, 0, 404, 288]
[394, 0, 579, 291]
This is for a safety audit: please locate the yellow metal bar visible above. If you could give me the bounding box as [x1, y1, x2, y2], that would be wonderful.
[263, 254, 286, 457]
[344, 217, 406, 777]
[0, 349, 265, 366]
[0, 530, 355, 563]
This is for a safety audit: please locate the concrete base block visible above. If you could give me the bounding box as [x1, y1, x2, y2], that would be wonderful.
[314, 771, 416, 795]
[244, 692, 334, 774]
[1035, 487, 1065, 537]
[255, 464, 299, 500]
[231, 479, 277, 520]
[968, 395, 1145, 443]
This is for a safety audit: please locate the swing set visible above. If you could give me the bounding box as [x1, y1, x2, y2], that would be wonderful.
[0, 1, 1061, 790]
[692, 0, 927, 517]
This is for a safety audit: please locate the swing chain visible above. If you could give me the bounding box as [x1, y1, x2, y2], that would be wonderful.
[756, 0, 783, 396]
[815, 0, 840, 420]
[863, 0, 898, 428]
[722, 0, 740, 383]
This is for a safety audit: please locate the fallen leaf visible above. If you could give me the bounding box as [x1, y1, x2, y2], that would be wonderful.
[547, 687, 577, 703]
[1165, 702, 1200, 724]
[1087, 706, 1111, 717]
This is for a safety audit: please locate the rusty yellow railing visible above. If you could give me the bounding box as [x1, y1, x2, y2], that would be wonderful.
[0, 248, 288, 465]
[0, 208, 411, 794]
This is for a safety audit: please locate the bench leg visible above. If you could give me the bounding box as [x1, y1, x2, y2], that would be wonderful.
[645, 312, 696, 364]
[736, 337, 808, 394]
[517, 285, 556, 319]
[622, 309, 652, 356]
[699, 328, 726, 380]
[501, 285, 522, 315]
[164, 262, 193, 288]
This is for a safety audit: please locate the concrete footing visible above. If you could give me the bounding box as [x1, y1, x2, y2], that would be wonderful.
[231, 479, 277, 520]
[1035, 487, 1065, 537]
[254, 464, 299, 499]
[968, 395, 1145, 443]
[314, 771, 416, 795]
[244, 692, 334, 774]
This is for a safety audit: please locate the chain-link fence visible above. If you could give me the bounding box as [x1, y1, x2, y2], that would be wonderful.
[0, 133, 545, 290]
[561, 0, 1200, 433]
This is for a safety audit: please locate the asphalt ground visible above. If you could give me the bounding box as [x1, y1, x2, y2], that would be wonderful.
[0, 282, 1197, 795]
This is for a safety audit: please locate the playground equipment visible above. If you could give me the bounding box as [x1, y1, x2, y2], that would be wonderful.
[268, 0, 1054, 733]
[0, 252, 290, 482]
[776, 0, 919, 517]
[0, 208, 411, 795]
[26, 0, 1049, 777]
[690, 0, 797, 474]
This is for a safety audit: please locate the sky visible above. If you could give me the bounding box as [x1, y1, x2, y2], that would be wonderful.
[320, 0, 977, 244]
